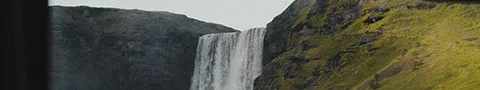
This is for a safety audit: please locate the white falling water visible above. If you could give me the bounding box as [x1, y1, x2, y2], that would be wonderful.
[190, 28, 266, 90]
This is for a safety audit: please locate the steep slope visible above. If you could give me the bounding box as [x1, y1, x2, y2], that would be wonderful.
[50, 6, 237, 90]
[255, 0, 480, 90]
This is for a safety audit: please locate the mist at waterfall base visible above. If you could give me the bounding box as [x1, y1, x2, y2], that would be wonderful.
[190, 28, 266, 90]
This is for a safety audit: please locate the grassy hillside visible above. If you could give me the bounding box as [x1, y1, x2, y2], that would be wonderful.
[255, 0, 480, 90]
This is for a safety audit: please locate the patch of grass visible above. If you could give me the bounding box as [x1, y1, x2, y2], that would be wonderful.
[359, 0, 480, 90]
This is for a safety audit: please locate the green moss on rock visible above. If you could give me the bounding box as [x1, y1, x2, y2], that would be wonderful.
[255, 0, 480, 90]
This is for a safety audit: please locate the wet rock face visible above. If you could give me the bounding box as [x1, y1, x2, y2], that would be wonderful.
[262, 0, 317, 67]
[50, 6, 237, 90]
[262, 2, 293, 67]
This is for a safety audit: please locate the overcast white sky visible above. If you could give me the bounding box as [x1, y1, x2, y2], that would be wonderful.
[49, 0, 295, 30]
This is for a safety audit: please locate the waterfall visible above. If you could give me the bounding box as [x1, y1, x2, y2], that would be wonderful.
[190, 28, 266, 90]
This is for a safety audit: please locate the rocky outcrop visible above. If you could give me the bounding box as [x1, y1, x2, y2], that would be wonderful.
[256, 0, 361, 89]
[262, 0, 310, 66]
[262, 0, 361, 67]
[50, 6, 237, 90]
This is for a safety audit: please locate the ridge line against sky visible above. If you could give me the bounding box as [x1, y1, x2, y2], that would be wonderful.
[49, 0, 295, 30]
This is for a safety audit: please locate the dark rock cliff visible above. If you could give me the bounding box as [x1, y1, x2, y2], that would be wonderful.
[262, 0, 360, 66]
[262, 0, 306, 67]
[50, 6, 237, 90]
[257, 0, 362, 89]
